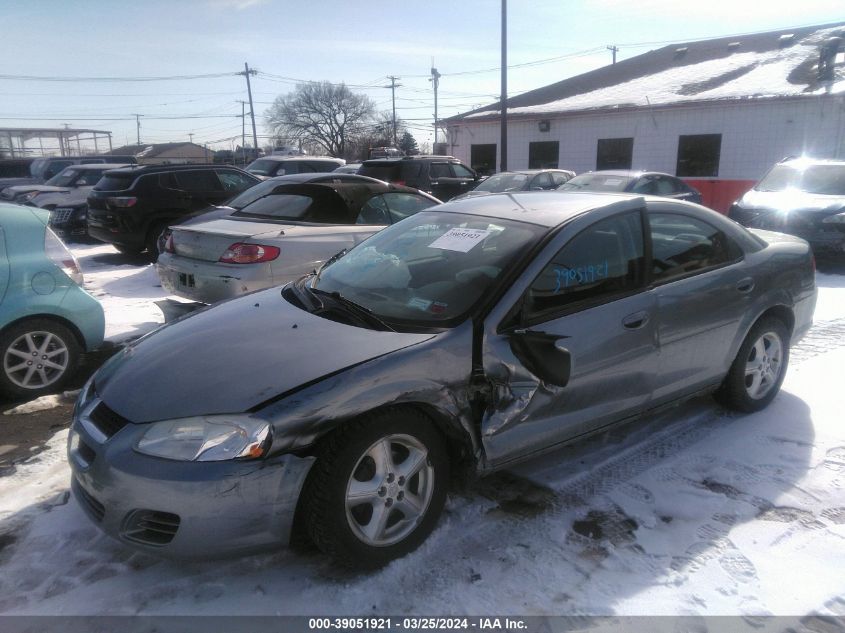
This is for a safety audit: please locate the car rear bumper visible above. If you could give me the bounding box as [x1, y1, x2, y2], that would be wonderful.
[729, 207, 845, 253]
[156, 254, 276, 303]
[68, 402, 315, 559]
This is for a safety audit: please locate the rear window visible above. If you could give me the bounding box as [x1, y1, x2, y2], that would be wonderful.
[234, 194, 314, 220]
[559, 173, 635, 192]
[94, 174, 135, 191]
[223, 178, 282, 209]
[245, 159, 280, 176]
[359, 162, 401, 182]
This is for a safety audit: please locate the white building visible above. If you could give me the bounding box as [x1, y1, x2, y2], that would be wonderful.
[445, 23, 845, 212]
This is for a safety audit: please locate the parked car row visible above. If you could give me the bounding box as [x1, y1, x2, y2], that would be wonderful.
[0, 148, 826, 571]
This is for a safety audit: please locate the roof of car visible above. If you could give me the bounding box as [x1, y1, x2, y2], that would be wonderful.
[435, 191, 648, 227]
[255, 156, 345, 163]
[260, 173, 386, 185]
[780, 157, 845, 166]
[362, 155, 458, 164]
[103, 164, 253, 176]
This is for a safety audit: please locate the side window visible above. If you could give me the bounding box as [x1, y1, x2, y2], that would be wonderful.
[381, 192, 439, 223]
[217, 170, 256, 193]
[175, 170, 222, 192]
[524, 212, 645, 320]
[451, 164, 475, 179]
[653, 177, 677, 195]
[429, 163, 451, 179]
[356, 195, 390, 225]
[649, 213, 743, 284]
[551, 172, 571, 186]
[530, 173, 554, 190]
[630, 177, 655, 194]
[75, 171, 99, 186]
[275, 162, 299, 176]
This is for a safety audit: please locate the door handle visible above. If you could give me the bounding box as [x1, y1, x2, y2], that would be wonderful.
[622, 311, 649, 329]
[736, 278, 755, 293]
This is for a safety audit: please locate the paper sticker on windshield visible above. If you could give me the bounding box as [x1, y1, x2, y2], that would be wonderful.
[603, 178, 624, 185]
[428, 228, 491, 253]
[407, 297, 432, 311]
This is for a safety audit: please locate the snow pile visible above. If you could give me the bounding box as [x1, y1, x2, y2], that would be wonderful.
[2, 391, 76, 416]
[467, 26, 845, 118]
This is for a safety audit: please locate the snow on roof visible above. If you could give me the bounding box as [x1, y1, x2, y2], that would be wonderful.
[454, 23, 845, 122]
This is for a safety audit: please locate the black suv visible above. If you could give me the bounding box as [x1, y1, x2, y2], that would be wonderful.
[87, 164, 260, 258]
[358, 155, 480, 201]
[728, 157, 845, 255]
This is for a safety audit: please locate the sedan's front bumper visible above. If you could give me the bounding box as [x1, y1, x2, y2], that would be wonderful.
[67, 397, 315, 559]
[156, 253, 277, 303]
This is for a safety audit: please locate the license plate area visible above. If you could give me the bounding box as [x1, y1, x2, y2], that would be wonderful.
[178, 273, 195, 288]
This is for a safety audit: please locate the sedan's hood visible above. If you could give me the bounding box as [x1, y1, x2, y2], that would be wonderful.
[738, 189, 845, 214]
[35, 187, 92, 208]
[94, 287, 434, 422]
[453, 190, 494, 201]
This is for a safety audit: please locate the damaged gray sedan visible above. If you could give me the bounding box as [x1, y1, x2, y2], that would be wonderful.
[68, 192, 816, 568]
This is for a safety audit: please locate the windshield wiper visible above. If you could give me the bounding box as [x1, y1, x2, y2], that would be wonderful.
[310, 287, 395, 332]
[314, 248, 348, 282]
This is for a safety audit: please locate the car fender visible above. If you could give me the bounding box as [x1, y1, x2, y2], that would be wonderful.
[258, 324, 480, 463]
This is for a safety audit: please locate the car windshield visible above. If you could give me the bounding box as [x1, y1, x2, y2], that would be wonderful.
[44, 168, 81, 187]
[755, 163, 845, 195]
[310, 211, 544, 326]
[474, 173, 530, 193]
[245, 159, 280, 176]
[559, 173, 634, 192]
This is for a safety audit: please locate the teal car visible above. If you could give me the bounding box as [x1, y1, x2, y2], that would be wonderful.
[0, 203, 104, 399]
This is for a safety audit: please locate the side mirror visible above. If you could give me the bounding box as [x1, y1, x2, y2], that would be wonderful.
[508, 329, 573, 388]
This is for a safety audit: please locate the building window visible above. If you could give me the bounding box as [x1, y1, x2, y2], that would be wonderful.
[470, 144, 497, 176]
[596, 138, 634, 170]
[676, 134, 721, 177]
[528, 141, 559, 169]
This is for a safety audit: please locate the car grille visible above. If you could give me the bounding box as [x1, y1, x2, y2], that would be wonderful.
[50, 208, 74, 224]
[121, 510, 181, 546]
[89, 402, 131, 440]
[75, 480, 106, 523]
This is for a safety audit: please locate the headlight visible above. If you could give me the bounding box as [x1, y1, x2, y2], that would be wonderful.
[822, 212, 845, 224]
[21, 191, 40, 202]
[135, 415, 271, 462]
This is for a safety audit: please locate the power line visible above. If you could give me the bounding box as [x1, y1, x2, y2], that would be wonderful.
[0, 72, 242, 82]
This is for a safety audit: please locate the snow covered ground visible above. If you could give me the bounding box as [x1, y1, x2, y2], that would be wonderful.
[0, 244, 844, 617]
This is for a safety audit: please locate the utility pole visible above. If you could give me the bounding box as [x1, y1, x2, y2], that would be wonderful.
[500, 0, 507, 172]
[386, 75, 401, 146]
[132, 114, 142, 145]
[189, 133, 194, 144]
[237, 100, 247, 164]
[607, 45, 619, 64]
[430, 64, 441, 149]
[241, 62, 259, 154]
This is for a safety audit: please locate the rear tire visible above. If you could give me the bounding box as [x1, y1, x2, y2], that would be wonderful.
[302, 408, 449, 569]
[716, 317, 789, 412]
[0, 319, 81, 400]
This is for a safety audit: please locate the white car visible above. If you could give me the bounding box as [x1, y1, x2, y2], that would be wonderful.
[155, 173, 440, 303]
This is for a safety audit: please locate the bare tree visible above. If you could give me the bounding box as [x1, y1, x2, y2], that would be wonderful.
[265, 82, 376, 158]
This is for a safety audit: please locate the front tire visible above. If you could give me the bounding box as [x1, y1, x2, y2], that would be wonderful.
[0, 319, 81, 400]
[716, 317, 789, 412]
[303, 408, 449, 569]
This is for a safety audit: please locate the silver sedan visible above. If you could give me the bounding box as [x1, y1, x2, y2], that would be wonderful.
[69, 191, 816, 568]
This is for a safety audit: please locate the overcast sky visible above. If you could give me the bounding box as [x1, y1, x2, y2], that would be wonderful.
[1, 0, 842, 151]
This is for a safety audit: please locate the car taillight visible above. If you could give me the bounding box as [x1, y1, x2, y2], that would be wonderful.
[163, 232, 175, 254]
[44, 228, 83, 285]
[107, 196, 137, 208]
[393, 180, 406, 186]
[219, 243, 280, 264]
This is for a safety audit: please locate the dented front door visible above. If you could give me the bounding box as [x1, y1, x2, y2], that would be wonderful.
[480, 208, 658, 467]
